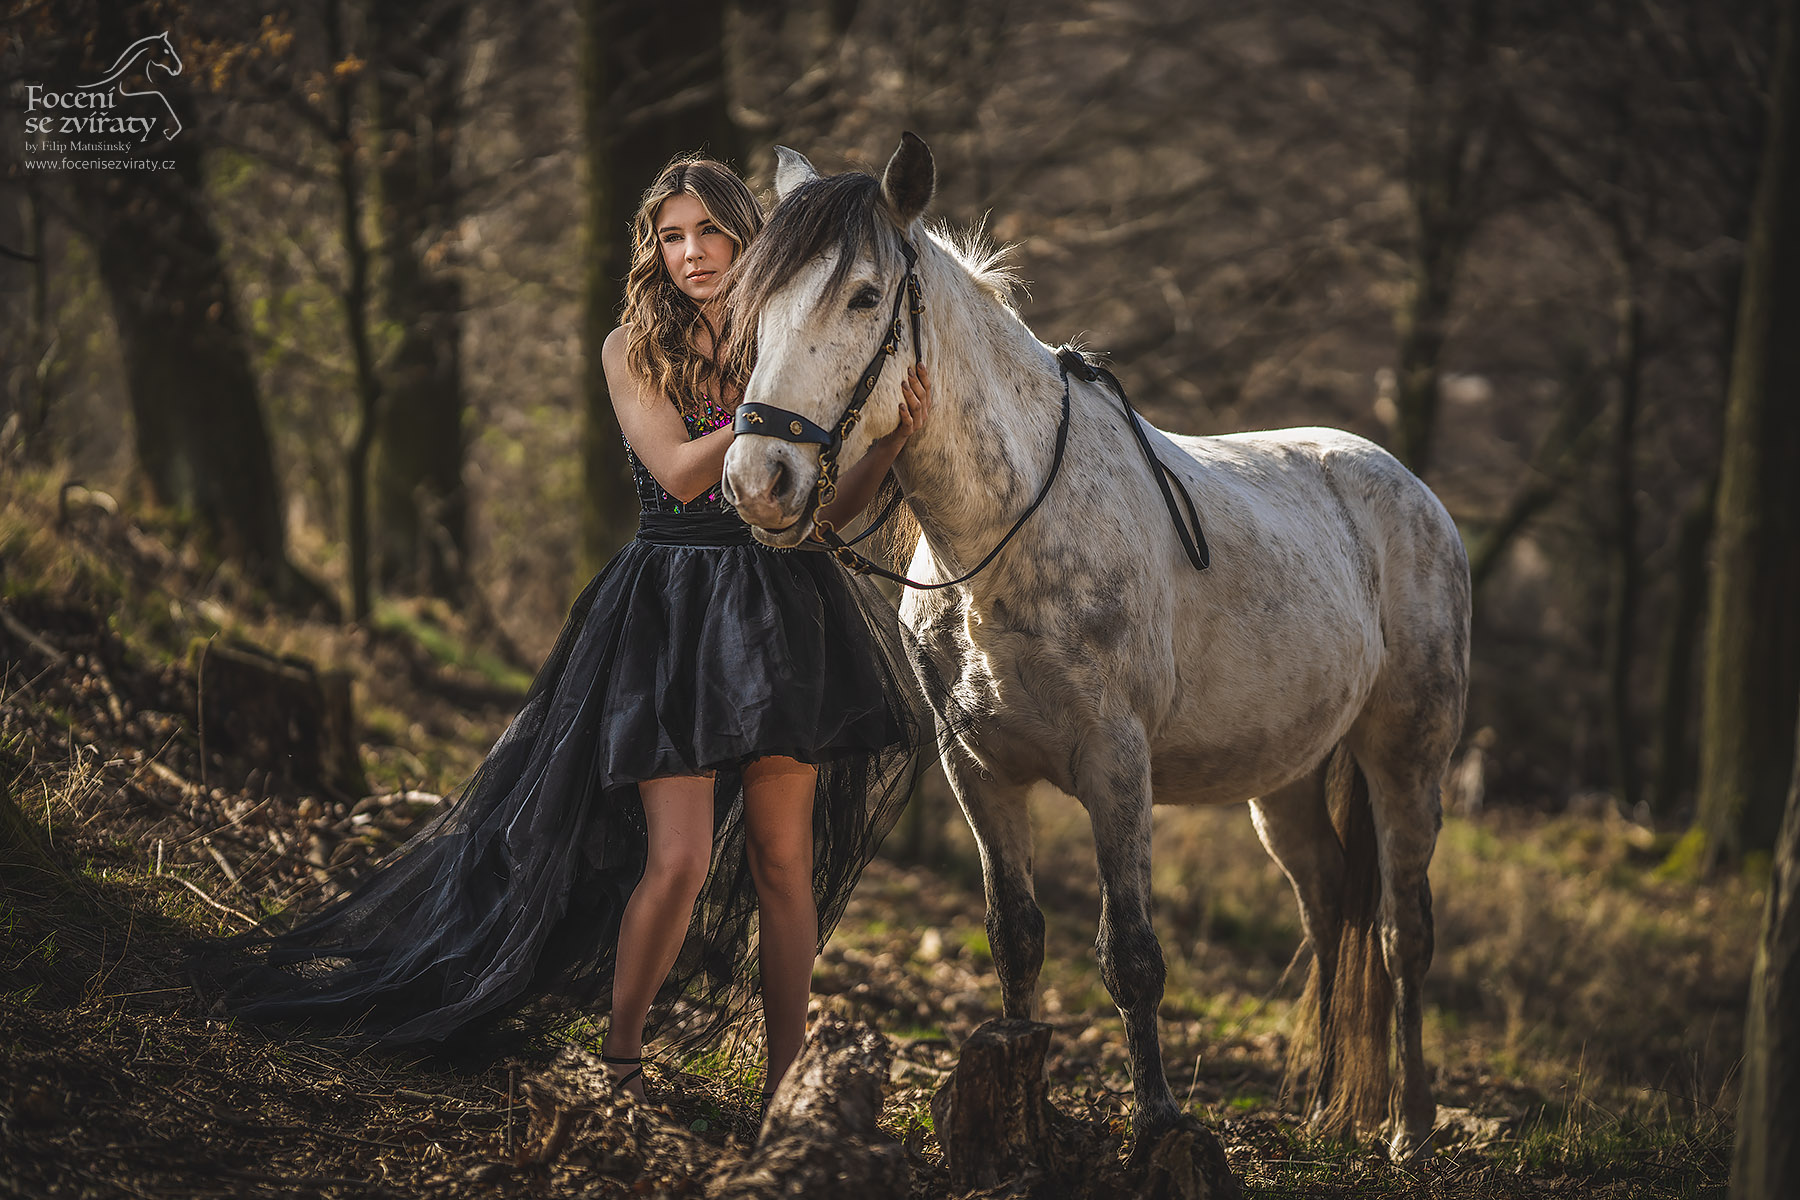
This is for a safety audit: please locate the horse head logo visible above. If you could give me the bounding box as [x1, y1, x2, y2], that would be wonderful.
[80, 32, 183, 143]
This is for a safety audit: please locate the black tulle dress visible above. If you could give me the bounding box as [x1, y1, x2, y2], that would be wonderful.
[192, 399, 926, 1055]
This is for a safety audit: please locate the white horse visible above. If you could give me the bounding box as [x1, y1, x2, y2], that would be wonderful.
[722, 134, 1470, 1159]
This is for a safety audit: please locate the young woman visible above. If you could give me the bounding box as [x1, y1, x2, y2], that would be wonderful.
[196, 156, 929, 1110]
[595, 157, 931, 1101]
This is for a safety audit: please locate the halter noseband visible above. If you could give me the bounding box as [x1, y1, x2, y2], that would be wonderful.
[732, 238, 924, 530]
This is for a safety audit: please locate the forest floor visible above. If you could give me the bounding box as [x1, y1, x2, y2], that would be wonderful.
[0, 472, 1758, 1198]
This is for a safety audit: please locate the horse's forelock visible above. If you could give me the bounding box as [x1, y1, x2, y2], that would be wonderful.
[729, 173, 901, 329]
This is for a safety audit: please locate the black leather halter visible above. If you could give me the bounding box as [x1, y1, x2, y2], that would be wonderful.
[732, 238, 925, 532]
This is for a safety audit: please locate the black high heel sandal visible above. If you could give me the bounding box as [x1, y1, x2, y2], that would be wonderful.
[601, 1053, 644, 1096]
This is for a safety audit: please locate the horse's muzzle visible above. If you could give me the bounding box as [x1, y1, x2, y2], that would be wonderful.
[722, 436, 819, 546]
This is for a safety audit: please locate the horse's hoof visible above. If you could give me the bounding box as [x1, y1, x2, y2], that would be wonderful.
[1387, 1121, 1438, 1163]
[1127, 1105, 1190, 1155]
[1128, 1113, 1240, 1199]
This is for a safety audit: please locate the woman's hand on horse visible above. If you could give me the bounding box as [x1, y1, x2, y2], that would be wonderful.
[812, 364, 930, 533]
[882, 364, 932, 446]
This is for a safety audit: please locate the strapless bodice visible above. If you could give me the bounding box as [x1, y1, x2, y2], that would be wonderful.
[625, 396, 735, 514]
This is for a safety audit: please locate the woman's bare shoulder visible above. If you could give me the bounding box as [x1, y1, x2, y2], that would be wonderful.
[602, 325, 648, 398]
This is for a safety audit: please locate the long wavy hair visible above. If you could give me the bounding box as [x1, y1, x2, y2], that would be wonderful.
[619, 156, 764, 422]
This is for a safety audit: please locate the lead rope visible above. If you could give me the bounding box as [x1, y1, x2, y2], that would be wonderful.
[813, 363, 1073, 590]
[1057, 349, 1210, 572]
[815, 347, 1210, 586]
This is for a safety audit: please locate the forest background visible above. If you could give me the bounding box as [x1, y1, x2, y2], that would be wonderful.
[2, 0, 1798, 1197]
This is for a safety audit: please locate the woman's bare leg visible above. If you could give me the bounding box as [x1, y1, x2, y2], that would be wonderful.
[604, 774, 715, 1099]
[742, 755, 819, 1094]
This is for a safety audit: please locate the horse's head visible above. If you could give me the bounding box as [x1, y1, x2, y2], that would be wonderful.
[723, 133, 936, 546]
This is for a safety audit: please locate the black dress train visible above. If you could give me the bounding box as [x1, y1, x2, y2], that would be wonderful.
[192, 402, 927, 1053]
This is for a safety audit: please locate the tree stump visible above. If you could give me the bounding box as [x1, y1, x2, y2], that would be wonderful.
[931, 1018, 1056, 1193]
[931, 1018, 1239, 1200]
[194, 639, 368, 799]
[709, 1015, 909, 1200]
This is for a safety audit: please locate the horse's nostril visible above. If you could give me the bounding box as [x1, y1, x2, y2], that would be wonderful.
[770, 461, 791, 501]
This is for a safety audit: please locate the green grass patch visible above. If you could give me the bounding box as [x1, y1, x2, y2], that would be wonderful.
[1500, 1102, 1731, 1186]
[1654, 826, 1708, 881]
[370, 598, 534, 694]
[888, 1023, 949, 1042]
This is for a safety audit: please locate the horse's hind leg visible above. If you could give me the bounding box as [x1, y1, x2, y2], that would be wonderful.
[1249, 761, 1344, 980]
[1247, 761, 1344, 1108]
[1073, 716, 1180, 1138]
[1348, 722, 1448, 1160]
[942, 745, 1044, 1020]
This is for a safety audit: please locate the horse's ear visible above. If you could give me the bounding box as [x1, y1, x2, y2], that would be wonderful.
[773, 146, 820, 201]
[881, 131, 935, 227]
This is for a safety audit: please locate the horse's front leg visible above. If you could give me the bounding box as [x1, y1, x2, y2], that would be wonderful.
[1075, 717, 1180, 1138]
[942, 744, 1044, 1020]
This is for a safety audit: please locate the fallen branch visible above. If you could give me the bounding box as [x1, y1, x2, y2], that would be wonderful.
[164, 873, 258, 927]
[0, 607, 67, 665]
[201, 838, 243, 889]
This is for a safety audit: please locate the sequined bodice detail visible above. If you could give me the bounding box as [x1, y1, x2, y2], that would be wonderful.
[624, 397, 736, 514]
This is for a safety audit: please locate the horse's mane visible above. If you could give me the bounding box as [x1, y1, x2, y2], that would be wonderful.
[931, 217, 1022, 309]
[726, 170, 1022, 343]
[728, 173, 896, 332]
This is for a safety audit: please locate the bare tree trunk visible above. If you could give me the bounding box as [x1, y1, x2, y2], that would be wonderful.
[727, 0, 853, 162]
[25, 190, 53, 451]
[370, 0, 470, 601]
[576, 0, 638, 571]
[1648, 472, 1716, 816]
[1732, 700, 1800, 1199]
[931, 1018, 1238, 1199]
[1604, 258, 1645, 812]
[86, 175, 290, 581]
[895, 770, 938, 864]
[57, 7, 289, 588]
[1390, 0, 1499, 477]
[577, 0, 740, 574]
[713, 1016, 909, 1199]
[326, 0, 385, 624]
[1, 185, 60, 458]
[1693, 0, 1800, 872]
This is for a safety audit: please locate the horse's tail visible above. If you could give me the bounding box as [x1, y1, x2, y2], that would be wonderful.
[1286, 742, 1394, 1139]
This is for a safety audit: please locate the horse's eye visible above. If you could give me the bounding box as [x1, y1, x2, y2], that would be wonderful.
[847, 285, 881, 311]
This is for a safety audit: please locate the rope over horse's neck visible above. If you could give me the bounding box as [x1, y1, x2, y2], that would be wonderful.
[823, 359, 1074, 591]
